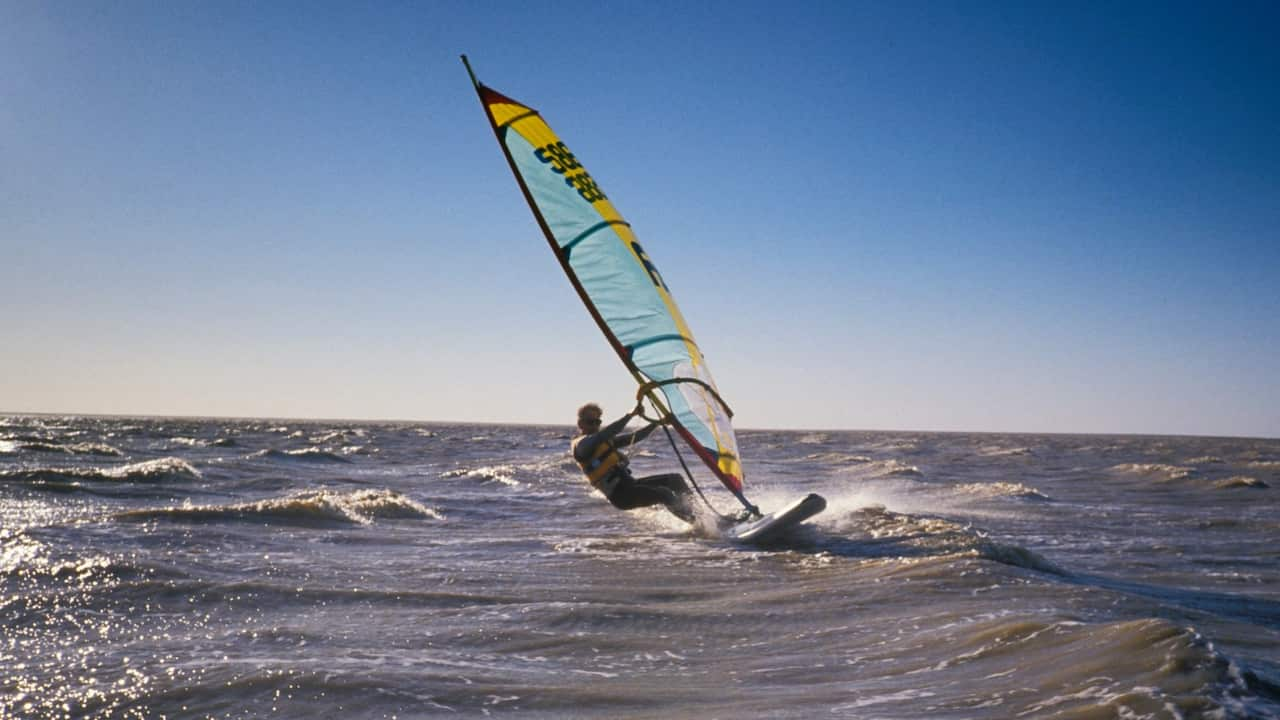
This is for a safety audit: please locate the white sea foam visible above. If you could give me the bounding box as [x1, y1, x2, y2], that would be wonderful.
[1110, 463, 1195, 481]
[442, 465, 520, 486]
[976, 444, 1034, 458]
[125, 489, 443, 525]
[955, 482, 1051, 501]
[1187, 456, 1225, 464]
[804, 452, 872, 464]
[1214, 476, 1269, 489]
[868, 459, 923, 478]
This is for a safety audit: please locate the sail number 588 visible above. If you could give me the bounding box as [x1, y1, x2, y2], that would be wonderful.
[535, 141, 607, 204]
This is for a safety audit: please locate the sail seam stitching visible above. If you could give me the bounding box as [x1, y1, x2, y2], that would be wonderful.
[563, 220, 631, 256]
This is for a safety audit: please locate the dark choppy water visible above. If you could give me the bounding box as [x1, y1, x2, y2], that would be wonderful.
[2, 414, 1278, 719]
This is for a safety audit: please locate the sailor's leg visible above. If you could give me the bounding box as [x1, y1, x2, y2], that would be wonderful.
[634, 473, 696, 523]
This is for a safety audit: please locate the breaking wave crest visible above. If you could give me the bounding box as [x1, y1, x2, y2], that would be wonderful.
[1214, 476, 1270, 490]
[1111, 463, 1196, 481]
[249, 448, 351, 463]
[828, 505, 1066, 575]
[0, 458, 201, 488]
[3, 441, 123, 457]
[116, 489, 443, 526]
[804, 452, 872, 465]
[1188, 455, 1226, 464]
[954, 481, 1051, 501]
[977, 446, 1033, 458]
[442, 465, 520, 486]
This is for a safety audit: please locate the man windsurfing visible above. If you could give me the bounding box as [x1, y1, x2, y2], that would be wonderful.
[571, 402, 696, 523]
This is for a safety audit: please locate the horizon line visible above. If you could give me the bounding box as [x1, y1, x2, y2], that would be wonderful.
[3, 409, 1276, 442]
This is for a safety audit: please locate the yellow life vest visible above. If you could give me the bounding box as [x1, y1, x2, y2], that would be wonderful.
[575, 437, 625, 491]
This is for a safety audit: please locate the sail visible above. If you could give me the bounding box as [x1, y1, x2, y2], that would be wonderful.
[468, 68, 744, 495]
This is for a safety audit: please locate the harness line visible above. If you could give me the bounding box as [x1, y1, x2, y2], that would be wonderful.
[631, 386, 738, 521]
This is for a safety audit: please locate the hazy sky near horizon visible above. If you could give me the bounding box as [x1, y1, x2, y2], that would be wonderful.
[3, 1, 1278, 437]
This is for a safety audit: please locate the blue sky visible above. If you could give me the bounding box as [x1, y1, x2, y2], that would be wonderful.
[3, 1, 1277, 437]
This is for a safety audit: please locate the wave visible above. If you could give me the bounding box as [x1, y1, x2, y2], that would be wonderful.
[309, 431, 345, 444]
[1, 432, 57, 442]
[822, 505, 1066, 575]
[0, 458, 201, 488]
[0, 529, 45, 575]
[442, 465, 520, 486]
[934, 616, 1251, 718]
[954, 481, 1051, 501]
[803, 452, 872, 465]
[977, 446, 1033, 458]
[115, 489, 443, 526]
[869, 459, 923, 478]
[309, 429, 367, 444]
[829, 458, 921, 477]
[248, 448, 351, 463]
[1188, 455, 1226, 464]
[872, 439, 920, 452]
[1214, 476, 1270, 490]
[4, 441, 123, 456]
[3, 549, 127, 586]
[1110, 463, 1196, 481]
[443, 457, 576, 489]
[76, 442, 125, 456]
[965, 542, 1065, 575]
[16, 441, 73, 454]
[1, 530, 145, 591]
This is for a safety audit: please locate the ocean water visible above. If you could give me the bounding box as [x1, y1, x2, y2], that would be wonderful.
[2, 414, 1278, 719]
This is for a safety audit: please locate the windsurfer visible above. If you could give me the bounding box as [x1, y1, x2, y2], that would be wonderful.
[571, 402, 696, 523]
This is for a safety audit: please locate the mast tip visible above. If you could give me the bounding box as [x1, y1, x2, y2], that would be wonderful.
[461, 55, 480, 88]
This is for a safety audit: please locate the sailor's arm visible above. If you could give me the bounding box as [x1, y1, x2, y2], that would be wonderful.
[614, 419, 662, 447]
[573, 412, 635, 462]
